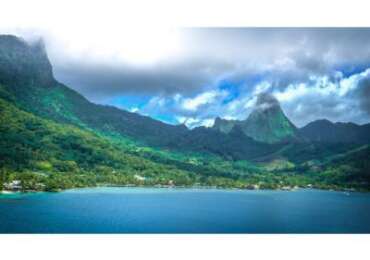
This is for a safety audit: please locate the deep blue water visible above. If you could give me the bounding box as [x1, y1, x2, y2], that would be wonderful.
[1, 187, 370, 233]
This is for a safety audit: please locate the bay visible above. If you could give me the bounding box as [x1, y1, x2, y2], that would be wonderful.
[1, 187, 370, 233]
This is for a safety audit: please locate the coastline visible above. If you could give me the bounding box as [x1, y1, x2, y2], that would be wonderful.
[0, 190, 45, 197]
[0, 190, 14, 194]
[0, 183, 366, 197]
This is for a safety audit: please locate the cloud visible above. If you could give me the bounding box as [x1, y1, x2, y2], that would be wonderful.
[353, 74, 370, 116]
[53, 58, 232, 103]
[2, 27, 370, 127]
[255, 92, 280, 111]
[273, 69, 370, 126]
[3, 28, 370, 100]
[137, 67, 370, 128]
[176, 116, 215, 128]
[181, 90, 227, 111]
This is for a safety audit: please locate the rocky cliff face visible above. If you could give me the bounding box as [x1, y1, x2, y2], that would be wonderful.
[240, 93, 297, 143]
[0, 35, 189, 147]
[212, 117, 237, 134]
[0, 35, 55, 88]
[212, 93, 298, 143]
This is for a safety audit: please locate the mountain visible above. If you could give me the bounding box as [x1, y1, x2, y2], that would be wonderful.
[0, 34, 369, 191]
[0, 35, 286, 160]
[0, 92, 197, 188]
[213, 117, 237, 134]
[0, 35, 188, 147]
[170, 124, 284, 160]
[0, 35, 55, 88]
[212, 93, 298, 143]
[300, 119, 370, 144]
[240, 93, 298, 143]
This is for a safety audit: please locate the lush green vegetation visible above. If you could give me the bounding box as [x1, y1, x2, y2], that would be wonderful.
[1, 34, 370, 193]
[1, 93, 369, 192]
[0, 95, 196, 191]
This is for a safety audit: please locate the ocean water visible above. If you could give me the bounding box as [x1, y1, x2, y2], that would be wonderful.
[0, 187, 370, 233]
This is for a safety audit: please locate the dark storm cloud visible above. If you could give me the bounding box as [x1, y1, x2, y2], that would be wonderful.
[53, 58, 234, 103]
[183, 28, 370, 65]
[355, 76, 370, 115]
[46, 28, 370, 103]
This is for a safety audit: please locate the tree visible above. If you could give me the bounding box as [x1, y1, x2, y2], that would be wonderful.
[0, 168, 8, 191]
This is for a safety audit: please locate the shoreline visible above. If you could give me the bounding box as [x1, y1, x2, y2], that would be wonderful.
[0, 190, 44, 195]
[96, 183, 367, 193]
[0, 190, 14, 194]
[1, 184, 366, 196]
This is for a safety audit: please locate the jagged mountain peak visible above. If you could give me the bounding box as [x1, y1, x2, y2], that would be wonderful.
[212, 92, 298, 143]
[213, 116, 237, 134]
[255, 92, 280, 112]
[0, 35, 55, 88]
[241, 92, 297, 143]
[0, 35, 47, 55]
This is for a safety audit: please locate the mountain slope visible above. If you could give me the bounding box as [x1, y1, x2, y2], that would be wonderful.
[0, 35, 188, 147]
[299, 119, 370, 144]
[0, 35, 55, 88]
[213, 117, 237, 134]
[0, 90, 201, 189]
[240, 93, 297, 143]
[318, 145, 370, 189]
[0, 35, 287, 160]
[170, 125, 284, 160]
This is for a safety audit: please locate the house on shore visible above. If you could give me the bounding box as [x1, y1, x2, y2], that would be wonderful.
[3, 180, 22, 191]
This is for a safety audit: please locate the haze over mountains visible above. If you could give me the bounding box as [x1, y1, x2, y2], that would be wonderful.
[1, 34, 369, 191]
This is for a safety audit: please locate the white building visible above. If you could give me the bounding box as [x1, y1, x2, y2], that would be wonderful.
[4, 180, 22, 190]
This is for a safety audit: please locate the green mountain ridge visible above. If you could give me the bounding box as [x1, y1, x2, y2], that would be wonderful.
[299, 119, 370, 143]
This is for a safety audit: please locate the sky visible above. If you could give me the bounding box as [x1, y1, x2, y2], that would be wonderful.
[1, 26, 370, 128]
